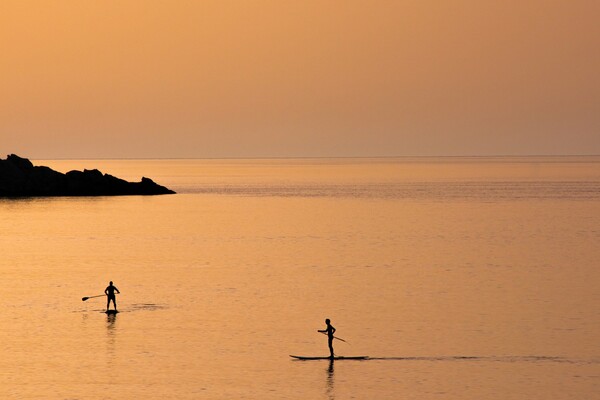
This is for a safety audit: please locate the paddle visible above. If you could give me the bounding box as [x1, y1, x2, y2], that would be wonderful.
[81, 294, 110, 301]
[318, 331, 348, 343]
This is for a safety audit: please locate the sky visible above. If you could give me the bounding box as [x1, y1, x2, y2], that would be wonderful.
[0, 0, 598, 159]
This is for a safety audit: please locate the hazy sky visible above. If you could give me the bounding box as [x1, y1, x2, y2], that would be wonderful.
[1, 1, 598, 158]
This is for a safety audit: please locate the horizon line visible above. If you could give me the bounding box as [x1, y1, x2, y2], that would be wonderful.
[28, 154, 600, 161]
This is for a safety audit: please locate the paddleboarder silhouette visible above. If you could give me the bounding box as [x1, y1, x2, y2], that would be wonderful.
[105, 281, 120, 312]
[318, 318, 336, 359]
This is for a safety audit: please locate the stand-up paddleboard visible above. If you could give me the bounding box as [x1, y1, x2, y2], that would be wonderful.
[105, 310, 119, 315]
[290, 355, 368, 360]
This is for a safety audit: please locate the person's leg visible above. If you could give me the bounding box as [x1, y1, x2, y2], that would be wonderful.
[106, 297, 110, 311]
[328, 337, 334, 358]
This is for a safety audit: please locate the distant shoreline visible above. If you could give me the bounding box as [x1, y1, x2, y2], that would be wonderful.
[0, 154, 176, 197]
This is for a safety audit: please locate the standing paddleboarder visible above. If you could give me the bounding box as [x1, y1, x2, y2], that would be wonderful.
[105, 281, 120, 312]
[318, 318, 336, 359]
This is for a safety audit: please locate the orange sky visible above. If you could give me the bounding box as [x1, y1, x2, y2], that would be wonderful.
[1, 1, 598, 158]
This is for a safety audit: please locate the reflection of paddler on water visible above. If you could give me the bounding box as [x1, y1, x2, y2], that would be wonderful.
[318, 318, 336, 359]
[105, 281, 120, 312]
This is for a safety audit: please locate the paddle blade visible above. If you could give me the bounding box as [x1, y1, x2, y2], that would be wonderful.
[81, 297, 89, 301]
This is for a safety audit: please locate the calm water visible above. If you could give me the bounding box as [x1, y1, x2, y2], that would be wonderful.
[1, 157, 599, 399]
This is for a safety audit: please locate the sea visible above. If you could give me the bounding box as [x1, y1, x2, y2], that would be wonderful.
[0, 156, 598, 399]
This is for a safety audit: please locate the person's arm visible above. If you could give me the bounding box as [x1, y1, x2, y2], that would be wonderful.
[115, 287, 120, 294]
[331, 326, 336, 335]
[317, 328, 326, 333]
[104, 287, 109, 295]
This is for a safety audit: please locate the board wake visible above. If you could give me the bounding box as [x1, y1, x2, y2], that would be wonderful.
[290, 355, 368, 360]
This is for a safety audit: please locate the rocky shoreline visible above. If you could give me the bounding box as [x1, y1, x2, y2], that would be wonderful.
[0, 154, 175, 197]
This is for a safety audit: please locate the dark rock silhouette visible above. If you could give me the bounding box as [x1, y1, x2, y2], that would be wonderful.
[0, 154, 175, 197]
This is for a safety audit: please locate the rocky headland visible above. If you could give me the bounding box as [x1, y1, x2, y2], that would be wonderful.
[0, 154, 175, 197]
